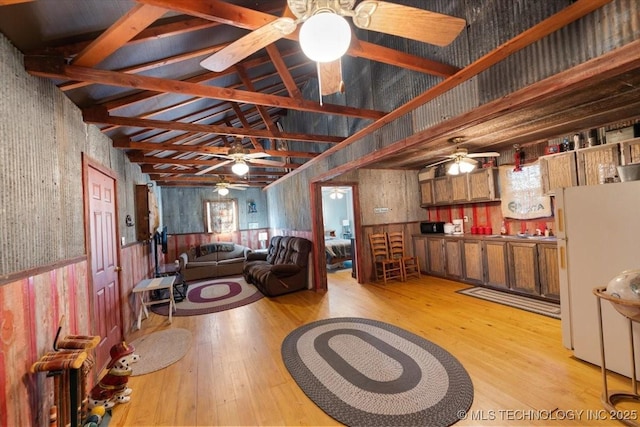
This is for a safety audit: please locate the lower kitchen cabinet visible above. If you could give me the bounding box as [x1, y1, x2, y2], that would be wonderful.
[412, 235, 429, 273]
[462, 239, 484, 284]
[507, 242, 540, 295]
[444, 239, 463, 279]
[538, 243, 560, 301]
[426, 237, 446, 276]
[483, 240, 509, 289]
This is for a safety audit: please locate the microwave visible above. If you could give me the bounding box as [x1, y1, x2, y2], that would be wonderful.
[420, 221, 445, 234]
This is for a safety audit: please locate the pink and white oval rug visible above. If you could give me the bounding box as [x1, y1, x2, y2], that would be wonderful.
[151, 277, 263, 317]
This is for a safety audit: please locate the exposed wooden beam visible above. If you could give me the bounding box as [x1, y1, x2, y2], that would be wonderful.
[72, 4, 169, 67]
[0, 0, 34, 5]
[265, 44, 303, 99]
[97, 47, 307, 112]
[82, 106, 343, 143]
[136, 0, 461, 78]
[24, 56, 385, 120]
[113, 138, 319, 159]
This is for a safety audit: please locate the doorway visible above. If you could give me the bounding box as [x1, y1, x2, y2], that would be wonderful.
[85, 160, 123, 371]
[320, 185, 356, 277]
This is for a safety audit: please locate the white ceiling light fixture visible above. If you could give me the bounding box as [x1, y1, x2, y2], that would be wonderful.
[299, 12, 351, 63]
[447, 157, 477, 175]
[231, 160, 250, 176]
[217, 187, 230, 196]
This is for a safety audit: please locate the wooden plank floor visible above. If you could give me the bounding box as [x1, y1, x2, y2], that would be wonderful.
[110, 271, 637, 426]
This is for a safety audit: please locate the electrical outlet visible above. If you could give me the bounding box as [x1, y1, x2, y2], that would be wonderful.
[463, 216, 469, 222]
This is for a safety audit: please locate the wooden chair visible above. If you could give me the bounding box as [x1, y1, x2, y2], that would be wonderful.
[368, 233, 404, 284]
[387, 231, 421, 281]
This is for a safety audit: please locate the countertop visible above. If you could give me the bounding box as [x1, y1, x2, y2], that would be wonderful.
[413, 233, 558, 243]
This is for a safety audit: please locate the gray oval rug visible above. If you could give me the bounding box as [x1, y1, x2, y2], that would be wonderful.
[281, 317, 473, 427]
[129, 328, 191, 376]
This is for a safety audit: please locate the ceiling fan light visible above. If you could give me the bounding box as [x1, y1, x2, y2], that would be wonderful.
[231, 160, 249, 176]
[447, 162, 460, 175]
[217, 187, 229, 196]
[299, 13, 351, 63]
[459, 157, 477, 173]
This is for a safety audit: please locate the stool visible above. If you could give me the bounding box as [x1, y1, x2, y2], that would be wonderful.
[132, 276, 177, 330]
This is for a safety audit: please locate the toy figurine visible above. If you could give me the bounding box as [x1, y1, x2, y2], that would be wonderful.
[88, 341, 139, 410]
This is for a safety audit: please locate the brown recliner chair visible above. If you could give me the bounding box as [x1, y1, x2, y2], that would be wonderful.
[243, 235, 312, 297]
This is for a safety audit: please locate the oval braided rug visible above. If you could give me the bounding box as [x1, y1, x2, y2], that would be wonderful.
[151, 277, 263, 317]
[281, 317, 474, 427]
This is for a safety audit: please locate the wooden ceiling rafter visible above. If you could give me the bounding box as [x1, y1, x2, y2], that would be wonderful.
[82, 106, 343, 144]
[136, 0, 461, 78]
[24, 57, 386, 120]
[98, 47, 307, 112]
[72, 3, 169, 67]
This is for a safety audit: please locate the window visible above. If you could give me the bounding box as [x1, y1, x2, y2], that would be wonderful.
[205, 199, 238, 233]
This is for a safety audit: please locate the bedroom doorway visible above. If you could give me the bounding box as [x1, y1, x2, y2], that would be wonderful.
[321, 186, 355, 275]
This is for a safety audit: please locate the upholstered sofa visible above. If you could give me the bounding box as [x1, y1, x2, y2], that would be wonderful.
[179, 242, 252, 282]
[243, 236, 312, 297]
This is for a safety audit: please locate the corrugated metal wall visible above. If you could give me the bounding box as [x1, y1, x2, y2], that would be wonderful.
[0, 34, 149, 277]
[274, 0, 639, 233]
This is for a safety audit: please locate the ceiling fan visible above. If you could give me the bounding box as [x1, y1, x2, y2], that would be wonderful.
[213, 176, 250, 196]
[195, 140, 284, 176]
[200, 0, 466, 95]
[323, 186, 349, 199]
[427, 148, 500, 175]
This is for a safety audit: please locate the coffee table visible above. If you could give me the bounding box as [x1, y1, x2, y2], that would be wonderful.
[132, 276, 176, 329]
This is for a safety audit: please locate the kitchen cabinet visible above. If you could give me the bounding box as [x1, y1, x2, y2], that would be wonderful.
[432, 177, 452, 205]
[577, 144, 620, 186]
[538, 243, 560, 301]
[419, 181, 434, 206]
[450, 175, 468, 203]
[468, 168, 500, 201]
[412, 235, 429, 273]
[444, 239, 463, 279]
[462, 239, 484, 284]
[507, 242, 539, 295]
[620, 137, 640, 165]
[483, 240, 509, 289]
[539, 151, 577, 195]
[426, 237, 446, 276]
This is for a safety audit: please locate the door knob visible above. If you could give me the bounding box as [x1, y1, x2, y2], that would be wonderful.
[114, 266, 122, 272]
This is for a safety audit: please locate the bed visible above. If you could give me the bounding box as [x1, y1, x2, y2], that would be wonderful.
[325, 237, 352, 267]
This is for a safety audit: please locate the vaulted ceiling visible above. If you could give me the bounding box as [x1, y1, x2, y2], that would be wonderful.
[0, 0, 638, 189]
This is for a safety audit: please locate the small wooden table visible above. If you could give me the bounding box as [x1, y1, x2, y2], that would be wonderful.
[132, 276, 176, 330]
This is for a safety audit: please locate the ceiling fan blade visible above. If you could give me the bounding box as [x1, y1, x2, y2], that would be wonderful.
[200, 17, 296, 72]
[195, 160, 232, 175]
[246, 152, 271, 159]
[352, 1, 466, 47]
[228, 185, 248, 190]
[467, 152, 500, 158]
[318, 59, 344, 96]
[426, 158, 451, 168]
[247, 158, 285, 167]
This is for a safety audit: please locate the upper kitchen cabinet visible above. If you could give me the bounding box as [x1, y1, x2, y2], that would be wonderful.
[433, 176, 453, 205]
[620, 137, 640, 165]
[419, 180, 435, 206]
[539, 151, 578, 195]
[419, 168, 499, 207]
[467, 168, 500, 202]
[577, 144, 620, 186]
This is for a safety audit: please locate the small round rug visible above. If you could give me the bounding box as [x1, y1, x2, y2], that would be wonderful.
[151, 277, 263, 317]
[281, 317, 474, 427]
[129, 328, 191, 376]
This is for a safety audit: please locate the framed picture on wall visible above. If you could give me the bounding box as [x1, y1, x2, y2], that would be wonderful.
[204, 199, 238, 233]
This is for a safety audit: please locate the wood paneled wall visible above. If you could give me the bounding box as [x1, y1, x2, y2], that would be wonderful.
[0, 242, 153, 426]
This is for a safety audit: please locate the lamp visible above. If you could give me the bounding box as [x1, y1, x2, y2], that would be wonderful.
[217, 187, 229, 196]
[232, 159, 249, 176]
[258, 232, 268, 249]
[299, 12, 351, 63]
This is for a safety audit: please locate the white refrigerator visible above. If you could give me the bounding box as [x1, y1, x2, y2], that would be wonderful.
[556, 180, 640, 378]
